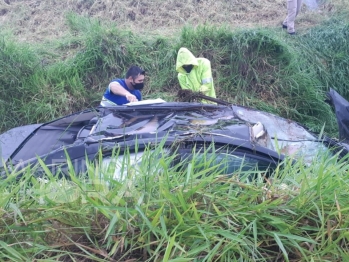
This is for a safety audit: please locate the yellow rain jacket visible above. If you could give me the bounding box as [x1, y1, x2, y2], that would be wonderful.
[175, 48, 216, 103]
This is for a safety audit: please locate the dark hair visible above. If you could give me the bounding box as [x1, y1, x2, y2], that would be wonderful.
[126, 65, 145, 80]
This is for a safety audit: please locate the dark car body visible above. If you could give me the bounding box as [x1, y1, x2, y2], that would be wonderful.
[1, 93, 348, 178]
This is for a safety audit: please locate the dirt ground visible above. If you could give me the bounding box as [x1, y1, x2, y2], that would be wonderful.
[0, 0, 338, 44]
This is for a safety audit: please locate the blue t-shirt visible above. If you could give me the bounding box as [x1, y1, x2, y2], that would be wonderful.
[103, 79, 142, 105]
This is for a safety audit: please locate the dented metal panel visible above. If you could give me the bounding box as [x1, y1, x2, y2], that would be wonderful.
[232, 105, 329, 164]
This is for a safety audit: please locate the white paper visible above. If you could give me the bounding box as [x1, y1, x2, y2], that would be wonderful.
[125, 98, 166, 106]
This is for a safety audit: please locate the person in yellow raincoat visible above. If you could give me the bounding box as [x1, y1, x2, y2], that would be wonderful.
[175, 47, 216, 103]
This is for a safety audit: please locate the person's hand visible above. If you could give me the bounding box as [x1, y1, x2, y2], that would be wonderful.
[126, 93, 138, 102]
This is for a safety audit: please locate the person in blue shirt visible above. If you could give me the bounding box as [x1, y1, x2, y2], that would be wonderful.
[100, 65, 145, 106]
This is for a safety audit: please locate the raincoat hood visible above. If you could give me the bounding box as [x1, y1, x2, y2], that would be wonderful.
[176, 48, 199, 74]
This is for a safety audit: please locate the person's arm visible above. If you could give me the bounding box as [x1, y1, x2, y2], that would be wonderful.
[199, 60, 216, 98]
[109, 82, 138, 102]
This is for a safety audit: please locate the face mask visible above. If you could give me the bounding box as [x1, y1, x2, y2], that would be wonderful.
[132, 82, 144, 90]
[182, 64, 193, 73]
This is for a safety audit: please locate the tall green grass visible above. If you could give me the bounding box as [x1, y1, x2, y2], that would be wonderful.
[300, 15, 349, 97]
[1, 14, 348, 135]
[1, 145, 349, 261]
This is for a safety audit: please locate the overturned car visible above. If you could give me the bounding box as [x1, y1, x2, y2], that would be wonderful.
[1, 89, 348, 179]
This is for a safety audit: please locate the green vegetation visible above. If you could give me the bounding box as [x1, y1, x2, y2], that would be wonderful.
[2, 0, 349, 260]
[1, 145, 349, 261]
[1, 12, 349, 135]
[301, 17, 349, 98]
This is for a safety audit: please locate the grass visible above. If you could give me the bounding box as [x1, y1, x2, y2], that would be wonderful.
[300, 16, 349, 97]
[1, 0, 349, 260]
[0, 0, 348, 135]
[1, 144, 349, 261]
[1, 14, 348, 135]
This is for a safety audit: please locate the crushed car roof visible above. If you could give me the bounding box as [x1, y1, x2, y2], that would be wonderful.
[1, 98, 348, 174]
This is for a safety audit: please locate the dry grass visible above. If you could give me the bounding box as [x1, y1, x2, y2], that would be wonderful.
[0, 0, 347, 43]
